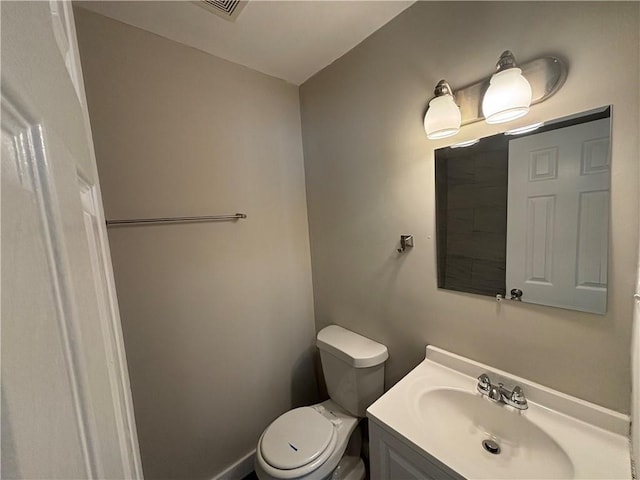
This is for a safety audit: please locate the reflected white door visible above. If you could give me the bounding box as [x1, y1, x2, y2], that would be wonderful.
[1, 2, 142, 478]
[506, 118, 610, 314]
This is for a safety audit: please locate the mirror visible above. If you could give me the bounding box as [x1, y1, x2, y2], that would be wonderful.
[435, 107, 611, 314]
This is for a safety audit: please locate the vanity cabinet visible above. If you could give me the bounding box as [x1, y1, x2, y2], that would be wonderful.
[369, 421, 464, 480]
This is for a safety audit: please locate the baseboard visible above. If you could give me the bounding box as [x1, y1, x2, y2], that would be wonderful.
[213, 449, 256, 480]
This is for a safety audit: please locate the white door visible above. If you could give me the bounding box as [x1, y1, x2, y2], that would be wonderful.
[506, 118, 610, 314]
[1, 2, 142, 478]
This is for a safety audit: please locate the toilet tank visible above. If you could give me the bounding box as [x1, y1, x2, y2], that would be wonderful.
[316, 325, 388, 417]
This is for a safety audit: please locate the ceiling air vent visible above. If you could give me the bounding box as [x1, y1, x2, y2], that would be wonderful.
[193, 0, 247, 22]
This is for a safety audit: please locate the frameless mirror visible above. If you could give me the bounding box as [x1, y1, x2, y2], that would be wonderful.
[435, 107, 611, 314]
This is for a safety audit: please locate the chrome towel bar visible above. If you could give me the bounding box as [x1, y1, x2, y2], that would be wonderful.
[106, 213, 247, 227]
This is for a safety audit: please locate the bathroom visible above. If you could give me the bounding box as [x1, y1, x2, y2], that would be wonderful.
[1, 1, 639, 479]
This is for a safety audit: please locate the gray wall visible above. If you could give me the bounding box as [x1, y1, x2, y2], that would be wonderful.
[300, 1, 640, 413]
[75, 8, 317, 479]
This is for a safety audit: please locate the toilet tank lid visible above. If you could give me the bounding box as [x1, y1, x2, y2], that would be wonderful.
[316, 325, 388, 368]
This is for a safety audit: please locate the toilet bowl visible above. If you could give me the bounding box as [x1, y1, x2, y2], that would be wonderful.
[255, 325, 388, 480]
[255, 400, 364, 480]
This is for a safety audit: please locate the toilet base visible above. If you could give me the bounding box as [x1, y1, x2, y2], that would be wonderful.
[329, 421, 365, 480]
[330, 455, 365, 480]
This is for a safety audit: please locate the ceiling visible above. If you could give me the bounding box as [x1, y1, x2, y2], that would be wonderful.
[76, 1, 415, 85]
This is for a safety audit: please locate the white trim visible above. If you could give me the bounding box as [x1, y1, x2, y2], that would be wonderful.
[213, 450, 256, 480]
[632, 293, 640, 470]
[64, 4, 144, 477]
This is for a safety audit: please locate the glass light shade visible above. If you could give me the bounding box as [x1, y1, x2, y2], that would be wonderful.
[424, 94, 461, 139]
[482, 68, 532, 124]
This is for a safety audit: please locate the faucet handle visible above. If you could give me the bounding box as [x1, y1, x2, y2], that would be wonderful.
[477, 373, 491, 393]
[510, 385, 528, 408]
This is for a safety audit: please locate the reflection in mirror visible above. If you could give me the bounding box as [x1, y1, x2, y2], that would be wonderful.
[435, 107, 611, 314]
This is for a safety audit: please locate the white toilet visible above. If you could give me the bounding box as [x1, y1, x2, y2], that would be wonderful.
[255, 325, 388, 480]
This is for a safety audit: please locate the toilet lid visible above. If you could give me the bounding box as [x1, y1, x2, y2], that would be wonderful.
[260, 407, 335, 470]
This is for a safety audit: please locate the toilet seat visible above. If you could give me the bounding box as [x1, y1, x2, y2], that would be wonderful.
[257, 407, 338, 479]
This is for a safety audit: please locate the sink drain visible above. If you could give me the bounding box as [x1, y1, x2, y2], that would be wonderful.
[482, 439, 501, 455]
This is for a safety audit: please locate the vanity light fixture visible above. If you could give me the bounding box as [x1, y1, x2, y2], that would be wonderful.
[422, 52, 566, 138]
[482, 51, 533, 124]
[504, 122, 544, 136]
[423, 80, 461, 139]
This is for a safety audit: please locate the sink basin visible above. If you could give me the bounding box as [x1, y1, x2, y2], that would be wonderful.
[418, 388, 573, 479]
[367, 346, 631, 479]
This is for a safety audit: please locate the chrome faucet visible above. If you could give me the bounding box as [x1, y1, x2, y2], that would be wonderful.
[477, 373, 528, 410]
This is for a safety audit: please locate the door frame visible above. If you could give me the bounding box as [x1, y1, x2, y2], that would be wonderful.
[62, 1, 144, 476]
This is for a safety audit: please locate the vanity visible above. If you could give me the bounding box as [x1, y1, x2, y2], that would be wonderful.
[366, 346, 631, 479]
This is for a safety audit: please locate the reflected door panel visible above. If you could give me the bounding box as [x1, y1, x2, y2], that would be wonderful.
[506, 118, 610, 314]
